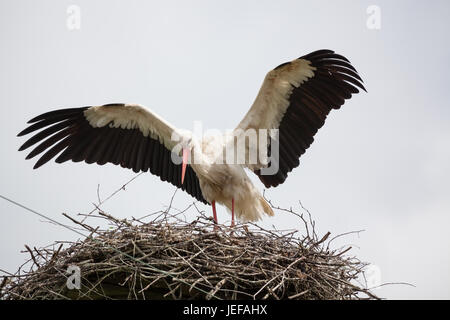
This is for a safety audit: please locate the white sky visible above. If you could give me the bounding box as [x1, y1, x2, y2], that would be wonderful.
[1, 0, 449, 299]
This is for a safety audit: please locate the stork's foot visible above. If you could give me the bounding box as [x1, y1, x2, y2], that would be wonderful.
[212, 200, 219, 231]
[211, 200, 235, 231]
[231, 198, 235, 228]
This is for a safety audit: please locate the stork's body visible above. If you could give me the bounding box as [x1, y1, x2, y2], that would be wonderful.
[17, 49, 365, 226]
[190, 134, 274, 222]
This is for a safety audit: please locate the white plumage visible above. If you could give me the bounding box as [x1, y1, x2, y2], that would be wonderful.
[18, 49, 365, 226]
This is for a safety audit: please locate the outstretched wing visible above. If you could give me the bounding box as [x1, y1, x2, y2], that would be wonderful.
[17, 103, 207, 203]
[235, 49, 366, 187]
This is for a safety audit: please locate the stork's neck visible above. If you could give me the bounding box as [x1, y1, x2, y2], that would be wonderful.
[189, 134, 227, 176]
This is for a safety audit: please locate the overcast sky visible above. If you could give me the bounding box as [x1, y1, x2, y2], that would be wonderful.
[1, 0, 449, 299]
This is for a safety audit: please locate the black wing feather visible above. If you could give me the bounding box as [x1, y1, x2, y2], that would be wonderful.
[18, 104, 207, 204]
[256, 50, 365, 187]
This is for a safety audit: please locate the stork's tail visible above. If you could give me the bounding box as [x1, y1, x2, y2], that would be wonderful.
[232, 192, 274, 222]
[260, 196, 274, 217]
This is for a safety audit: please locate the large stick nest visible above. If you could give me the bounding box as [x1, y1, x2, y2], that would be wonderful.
[0, 200, 378, 300]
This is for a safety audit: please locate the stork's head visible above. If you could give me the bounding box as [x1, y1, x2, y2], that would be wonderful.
[173, 130, 197, 185]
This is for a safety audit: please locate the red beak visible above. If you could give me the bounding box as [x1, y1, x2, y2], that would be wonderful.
[181, 147, 189, 185]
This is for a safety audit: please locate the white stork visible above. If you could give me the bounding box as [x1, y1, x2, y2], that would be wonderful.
[18, 50, 365, 227]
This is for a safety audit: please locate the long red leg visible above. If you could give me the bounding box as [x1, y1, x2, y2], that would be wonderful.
[212, 201, 218, 229]
[231, 198, 235, 227]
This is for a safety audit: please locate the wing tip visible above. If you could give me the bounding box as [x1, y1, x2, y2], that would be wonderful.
[17, 127, 32, 137]
[32, 162, 42, 170]
[305, 49, 367, 95]
[18, 144, 27, 152]
[25, 152, 35, 160]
